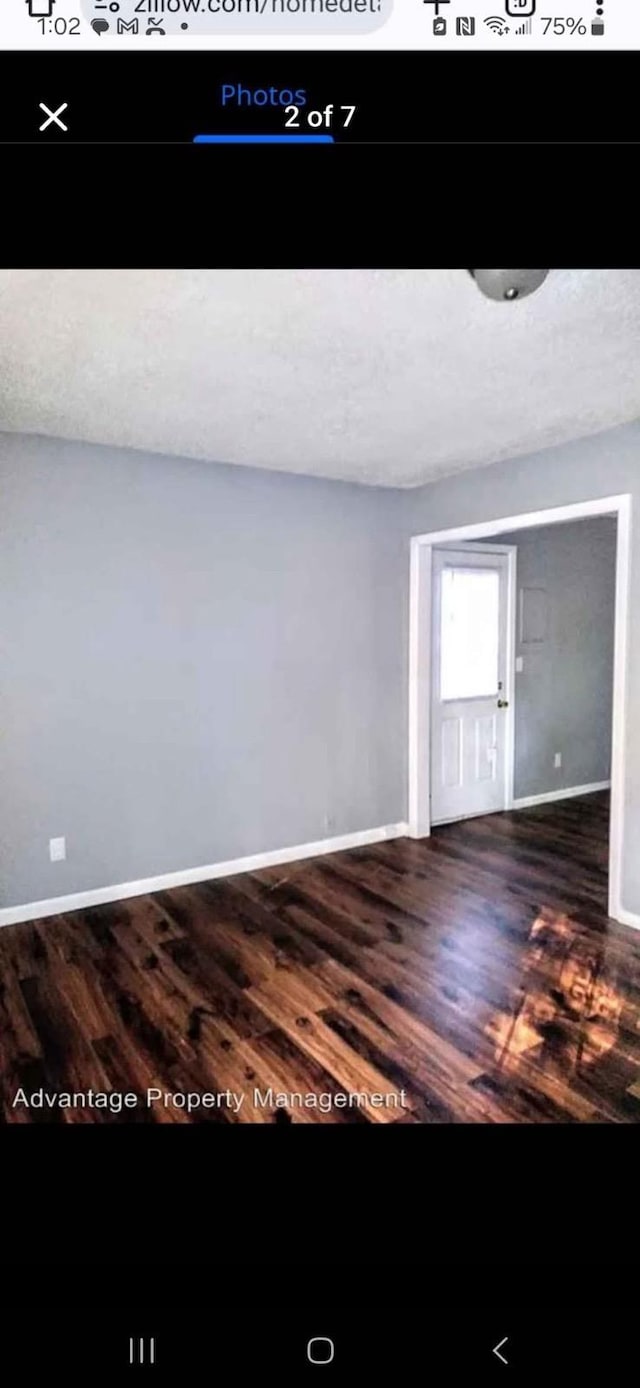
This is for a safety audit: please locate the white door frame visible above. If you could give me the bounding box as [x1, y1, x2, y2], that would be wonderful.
[429, 542, 517, 824]
[408, 493, 632, 925]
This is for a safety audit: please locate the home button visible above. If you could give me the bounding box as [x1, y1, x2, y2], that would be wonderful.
[307, 1337, 335, 1365]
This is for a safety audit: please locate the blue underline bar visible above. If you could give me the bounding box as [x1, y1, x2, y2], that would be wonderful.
[193, 133, 335, 144]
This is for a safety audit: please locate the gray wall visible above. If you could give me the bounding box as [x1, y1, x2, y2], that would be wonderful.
[0, 433, 405, 908]
[402, 419, 640, 917]
[3, 417, 640, 921]
[492, 517, 616, 800]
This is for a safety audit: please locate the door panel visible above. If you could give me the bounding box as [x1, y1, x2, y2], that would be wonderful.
[441, 716, 462, 788]
[431, 547, 510, 824]
[475, 713, 498, 781]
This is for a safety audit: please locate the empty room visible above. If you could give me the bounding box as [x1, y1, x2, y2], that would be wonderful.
[1, 267, 639, 1125]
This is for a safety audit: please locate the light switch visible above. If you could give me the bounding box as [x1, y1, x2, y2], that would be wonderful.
[49, 836, 66, 862]
[515, 656, 524, 673]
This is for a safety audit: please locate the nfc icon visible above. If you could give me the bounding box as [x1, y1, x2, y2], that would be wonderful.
[456, 16, 476, 34]
[505, 0, 535, 14]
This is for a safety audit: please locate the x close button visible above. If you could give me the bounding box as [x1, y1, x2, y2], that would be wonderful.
[39, 102, 68, 132]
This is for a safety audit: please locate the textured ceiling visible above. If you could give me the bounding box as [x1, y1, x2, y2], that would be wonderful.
[1, 269, 639, 488]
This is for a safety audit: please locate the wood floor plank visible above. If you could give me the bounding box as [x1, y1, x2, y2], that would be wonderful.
[0, 790, 638, 1123]
[245, 981, 411, 1121]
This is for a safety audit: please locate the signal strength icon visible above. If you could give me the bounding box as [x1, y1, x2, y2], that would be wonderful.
[484, 15, 510, 33]
[515, 17, 532, 32]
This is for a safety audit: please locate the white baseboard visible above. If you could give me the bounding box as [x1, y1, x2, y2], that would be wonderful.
[612, 904, 640, 931]
[512, 781, 611, 810]
[0, 821, 410, 929]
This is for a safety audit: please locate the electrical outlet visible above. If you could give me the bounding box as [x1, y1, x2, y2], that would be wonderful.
[554, 753, 562, 769]
[515, 656, 524, 673]
[49, 836, 66, 862]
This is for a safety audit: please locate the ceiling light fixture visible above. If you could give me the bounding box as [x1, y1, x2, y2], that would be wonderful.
[469, 269, 549, 302]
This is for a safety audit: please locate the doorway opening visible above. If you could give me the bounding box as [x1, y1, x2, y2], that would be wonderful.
[408, 495, 632, 925]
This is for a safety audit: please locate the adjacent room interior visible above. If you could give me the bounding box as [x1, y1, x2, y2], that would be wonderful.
[1, 267, 639, 1123]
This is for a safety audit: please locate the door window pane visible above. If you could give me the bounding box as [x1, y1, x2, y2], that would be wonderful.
[440, 566, 500, 700]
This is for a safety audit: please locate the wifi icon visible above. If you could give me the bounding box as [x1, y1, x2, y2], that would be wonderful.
[484, 15, 510, 33]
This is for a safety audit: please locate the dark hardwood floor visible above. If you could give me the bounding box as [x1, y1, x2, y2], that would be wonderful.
[1, 790, 639, 1123]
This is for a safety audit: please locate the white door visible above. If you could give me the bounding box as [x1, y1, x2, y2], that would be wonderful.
[431, 547, 511, 824]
